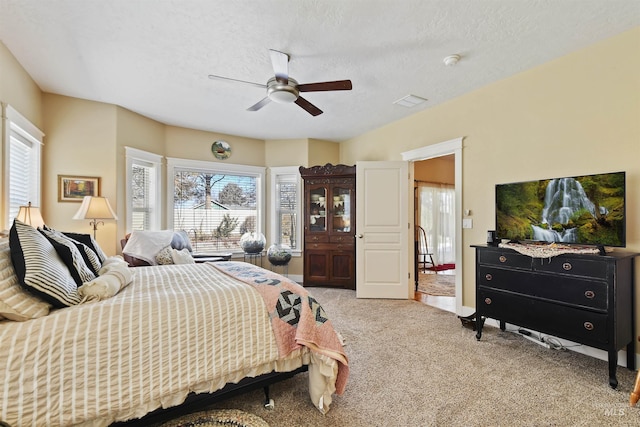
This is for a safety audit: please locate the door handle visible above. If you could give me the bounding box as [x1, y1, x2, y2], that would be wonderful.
[356, 234, 363, 238]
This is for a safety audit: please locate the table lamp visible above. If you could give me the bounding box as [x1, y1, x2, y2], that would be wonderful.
[72, 196, 118, 239]
[16, 202, 46, 228]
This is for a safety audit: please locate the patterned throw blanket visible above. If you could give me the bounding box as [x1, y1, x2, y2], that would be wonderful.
[208, 261, 349, 394]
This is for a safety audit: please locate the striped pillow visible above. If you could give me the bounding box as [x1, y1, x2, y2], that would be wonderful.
[9, 220, 81, 308]
[40, 229, 97, 285]
[0, 237, 51, 321]
[62, 232, 107, 263]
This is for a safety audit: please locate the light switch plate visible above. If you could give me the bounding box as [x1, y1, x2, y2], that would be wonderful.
[462, 219, 473, 229]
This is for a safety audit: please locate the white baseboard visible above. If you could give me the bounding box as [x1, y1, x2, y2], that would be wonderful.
[288, 274, 303, 283]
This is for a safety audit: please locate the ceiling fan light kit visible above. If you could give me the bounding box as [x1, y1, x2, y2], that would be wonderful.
[209, 49, 352, 116]
[267, 77, 299, 103]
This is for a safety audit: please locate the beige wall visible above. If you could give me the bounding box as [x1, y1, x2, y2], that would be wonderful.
[0, 42, 42, 129]
[0, 42, 43, 226]
[308, 139, 340, 166]
[265, 139, 308, 167]
[42, 94, 119, 254]
[164, 125, 265, 165]
[341, 28, 640, 315]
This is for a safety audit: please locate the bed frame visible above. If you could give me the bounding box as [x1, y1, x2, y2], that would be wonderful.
[112, 365, 309, 426]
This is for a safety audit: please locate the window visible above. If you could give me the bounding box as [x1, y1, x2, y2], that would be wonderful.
[3, 104, 43, 229]
[125, 147, 162, 232]
[167, 158, 265, 254]
[269, 166, 302, 253]
[417, 182, 456, 265]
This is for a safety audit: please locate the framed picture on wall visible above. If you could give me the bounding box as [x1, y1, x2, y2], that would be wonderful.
[58, 175, 101, 202]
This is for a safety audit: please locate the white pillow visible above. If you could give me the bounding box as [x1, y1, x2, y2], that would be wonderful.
[171, 248, 195, 264]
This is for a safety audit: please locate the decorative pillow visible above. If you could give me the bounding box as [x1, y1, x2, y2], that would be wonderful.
[9, 220, 81, 308]
[62, 232, 108, 263]
[0, 237, 51, 321]
[72, 239, 103, 275]
[40, 229, 97, 285]
[42, 227, 103, 273]
[155, 245, 174, 265]
[171, 230, 193, 252]
[172, 248, 195, 264]
[78, 260, 133, 302]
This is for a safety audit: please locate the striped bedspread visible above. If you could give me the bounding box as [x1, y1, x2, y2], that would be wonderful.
[0, 263, 335, 426]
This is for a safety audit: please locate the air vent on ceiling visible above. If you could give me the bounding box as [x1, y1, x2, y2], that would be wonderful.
[393, 94, 428, 108]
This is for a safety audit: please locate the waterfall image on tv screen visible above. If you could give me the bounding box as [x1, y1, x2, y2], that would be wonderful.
[495, 171, 626, 247]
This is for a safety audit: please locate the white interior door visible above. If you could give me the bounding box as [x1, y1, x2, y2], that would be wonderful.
[356, 161, 409, 299]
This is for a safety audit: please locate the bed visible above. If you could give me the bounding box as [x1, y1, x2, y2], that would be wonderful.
[0, 222, 348, 426]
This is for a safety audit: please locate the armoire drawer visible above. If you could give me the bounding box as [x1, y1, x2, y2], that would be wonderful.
[478, 266, 608, 311]
[478, 288, 609, 346]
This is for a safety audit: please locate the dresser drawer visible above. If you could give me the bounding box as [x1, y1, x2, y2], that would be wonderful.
[532, 257, 608, 279]
[478, 250, 532, 270]
[478, 289, 609, 346]
[478, 266, 608, 311]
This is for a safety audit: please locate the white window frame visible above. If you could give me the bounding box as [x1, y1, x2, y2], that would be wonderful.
[125, 147, 163, 232]
[166, 157, 266, 251]
[2, 103, 44, 230]
[269, 166, 302, 256]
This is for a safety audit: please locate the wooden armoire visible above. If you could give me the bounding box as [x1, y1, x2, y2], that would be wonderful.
[299, 164, 356, 289]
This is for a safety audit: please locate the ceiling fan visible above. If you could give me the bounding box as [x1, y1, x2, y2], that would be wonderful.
[208, 49, 352, 116]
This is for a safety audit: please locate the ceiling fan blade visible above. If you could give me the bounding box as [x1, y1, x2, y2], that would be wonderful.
[297, 80, 352, 92]
[295, 96, 323, 116]
[269, 49, 289, 84]
[247, 97, 272, 111]
[208, 74, 266, 89]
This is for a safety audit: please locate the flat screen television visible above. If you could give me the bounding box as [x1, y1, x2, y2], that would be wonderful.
[495, 171, 626, 247]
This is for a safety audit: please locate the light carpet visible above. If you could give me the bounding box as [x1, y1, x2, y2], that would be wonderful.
[203, 287, 638, 427]
[417, 272, 455, 296]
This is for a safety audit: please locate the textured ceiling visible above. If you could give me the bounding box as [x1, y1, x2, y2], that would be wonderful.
[0, 0, 638, 142]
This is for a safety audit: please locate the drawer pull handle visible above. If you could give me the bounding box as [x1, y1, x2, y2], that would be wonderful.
[583, 322, 594, 331]
[499, 256, 507, 263]
[562, 262, 572, 271]
[484, 297, 492, 305]
[485, 273, 493, 281]
[584, 290, 595, 299]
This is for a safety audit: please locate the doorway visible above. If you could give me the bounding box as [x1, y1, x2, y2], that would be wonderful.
[414, 156, 456, 312]
[401, 136, 466, 316]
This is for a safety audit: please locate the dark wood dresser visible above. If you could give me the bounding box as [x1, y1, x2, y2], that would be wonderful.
[472, 244, 638, 388]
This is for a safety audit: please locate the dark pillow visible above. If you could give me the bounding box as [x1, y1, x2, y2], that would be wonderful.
[9, 220, 81, 308]
[62, 232, 107, 263]
[42, 227, 103, 273]
[40, 229, 97, 285]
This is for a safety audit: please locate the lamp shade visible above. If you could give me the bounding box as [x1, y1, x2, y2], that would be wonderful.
[16, 202, 45, 228]
[72, 196, 118, 220]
